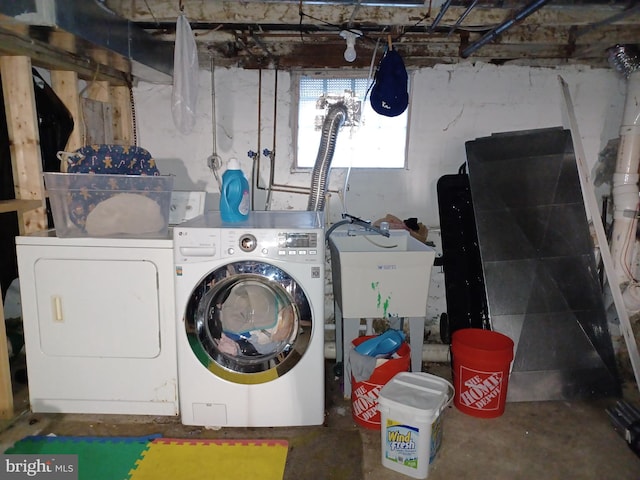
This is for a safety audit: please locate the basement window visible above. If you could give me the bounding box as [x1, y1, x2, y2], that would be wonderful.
[293, 72, 408, 169]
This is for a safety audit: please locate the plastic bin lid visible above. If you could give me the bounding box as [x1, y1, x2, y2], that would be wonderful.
[378, 372, 452, 417]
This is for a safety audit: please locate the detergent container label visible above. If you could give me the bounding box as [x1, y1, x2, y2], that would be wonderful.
[239, 189, 250, 215]
[384, 414, 444, 473]
[379, 372, 451, 478]
[384, 421, 420, 469]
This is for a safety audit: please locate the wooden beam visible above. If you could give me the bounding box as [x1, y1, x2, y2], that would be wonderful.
[0, 56, 47, 234]
[116, 1, 640, 27]
[50, 70, 83, 167]
[49, 31, 83, 160]
[0, 294, 12, 420]
[0, 26, 130, 86]
[110, 85, 134, 145]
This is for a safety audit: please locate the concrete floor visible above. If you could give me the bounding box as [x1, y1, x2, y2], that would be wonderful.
[2, 359, 639, 480]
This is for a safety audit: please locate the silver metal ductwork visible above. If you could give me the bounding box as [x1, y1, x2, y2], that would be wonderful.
[307, 102, 348, 212]
[0, 0, 173, 83]
[465, 127, 621, 402]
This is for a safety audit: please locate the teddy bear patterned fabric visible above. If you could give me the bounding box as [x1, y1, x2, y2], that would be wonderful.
[64, 144, 160, 175]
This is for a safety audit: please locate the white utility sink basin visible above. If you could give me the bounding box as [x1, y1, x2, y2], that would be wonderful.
[328, 230, 436, 319]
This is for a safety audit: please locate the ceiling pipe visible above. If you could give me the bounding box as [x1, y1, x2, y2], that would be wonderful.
[460, 0, 551, 58]
[427, 0, 452, 33]
[576, 3, 640, 38]
[447, 0, 479, 36]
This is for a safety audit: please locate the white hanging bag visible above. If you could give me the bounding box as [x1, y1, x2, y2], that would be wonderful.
[172, 13, 199, 134]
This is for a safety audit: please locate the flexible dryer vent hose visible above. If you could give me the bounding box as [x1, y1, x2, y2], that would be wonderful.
[608, 44, 640, 78]
[307, 102, 348, 212]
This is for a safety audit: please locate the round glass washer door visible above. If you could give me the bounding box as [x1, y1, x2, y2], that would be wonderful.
[185, 261, 313, 384]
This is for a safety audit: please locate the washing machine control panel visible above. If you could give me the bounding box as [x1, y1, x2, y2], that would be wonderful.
[175, 227, 324, 263]
[220, 229, 322, 262]
[278, 232, 318, 249]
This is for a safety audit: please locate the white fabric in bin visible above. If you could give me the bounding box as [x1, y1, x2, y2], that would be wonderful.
[85, 193, 166, 236]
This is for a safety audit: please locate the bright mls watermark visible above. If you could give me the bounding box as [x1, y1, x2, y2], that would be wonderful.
[0, 455, 77, 479]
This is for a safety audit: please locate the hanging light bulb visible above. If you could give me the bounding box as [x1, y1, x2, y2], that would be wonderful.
[340, 30, 362, 63]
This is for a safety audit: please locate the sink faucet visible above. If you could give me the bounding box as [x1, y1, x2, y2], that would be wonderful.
[342, 213, 390, 237]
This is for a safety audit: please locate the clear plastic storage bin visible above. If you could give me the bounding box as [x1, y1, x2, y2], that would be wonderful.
[44, 172, 173, 238]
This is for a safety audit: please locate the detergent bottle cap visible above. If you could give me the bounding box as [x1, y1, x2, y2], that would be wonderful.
[227, 157, 241, 170]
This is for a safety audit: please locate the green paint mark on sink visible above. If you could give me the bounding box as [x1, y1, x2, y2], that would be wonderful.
[371, 281, 391, 316]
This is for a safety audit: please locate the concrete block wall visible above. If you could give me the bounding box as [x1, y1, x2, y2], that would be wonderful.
[133, 62, 626, 337]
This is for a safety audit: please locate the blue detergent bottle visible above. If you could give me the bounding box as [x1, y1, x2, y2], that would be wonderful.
[220, 158, 250, 222]
[355, 329, 406, 357]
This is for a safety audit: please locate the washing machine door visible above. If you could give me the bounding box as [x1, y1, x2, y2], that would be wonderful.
[185, 261, 313, 384]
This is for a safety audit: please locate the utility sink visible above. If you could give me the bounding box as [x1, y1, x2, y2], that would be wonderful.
[328, 230, 436, 319]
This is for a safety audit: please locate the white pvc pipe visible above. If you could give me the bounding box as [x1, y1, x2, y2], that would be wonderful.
[323, 341, 451, 363]
[609, 70, 640, 290]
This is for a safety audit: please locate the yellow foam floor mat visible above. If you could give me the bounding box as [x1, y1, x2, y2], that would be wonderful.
[129, 438, 288, 480]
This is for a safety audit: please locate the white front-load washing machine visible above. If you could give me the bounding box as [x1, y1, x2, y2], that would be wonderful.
[173, 211, 325, 427]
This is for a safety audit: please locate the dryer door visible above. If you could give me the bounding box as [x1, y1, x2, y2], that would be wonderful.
[185, 261, 313, 384]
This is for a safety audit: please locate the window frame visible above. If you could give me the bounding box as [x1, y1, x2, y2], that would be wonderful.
[290, 69, 410, 172]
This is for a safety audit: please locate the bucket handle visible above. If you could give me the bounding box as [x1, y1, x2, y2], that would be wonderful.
[439, 379, 456, 415]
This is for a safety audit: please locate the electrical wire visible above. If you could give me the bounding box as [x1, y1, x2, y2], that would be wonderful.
[297, 9, 388, 45]
[347, 0, 364, 28]
[298, 0, 305, 43]
[296, 2, 496, 49]
[342, 35, 383, 215]
[362, 234, 398, 249]
[141, 0, 161, 27]
[295, 1, 504, 45]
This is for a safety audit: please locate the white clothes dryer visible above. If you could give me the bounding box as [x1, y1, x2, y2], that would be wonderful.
[16, 231, 178, 415]
[173, 211, 325, 427]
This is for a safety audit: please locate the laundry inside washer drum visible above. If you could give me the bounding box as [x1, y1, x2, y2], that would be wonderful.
[195, 275, 300, 370]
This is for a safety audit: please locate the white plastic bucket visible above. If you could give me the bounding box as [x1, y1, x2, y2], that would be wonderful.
[377, 372, 454, 479]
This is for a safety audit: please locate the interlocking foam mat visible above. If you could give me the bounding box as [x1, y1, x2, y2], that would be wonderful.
[130, 438, 289, 480]
[3, 434, 159, 480]
[4, 435, 288, 480]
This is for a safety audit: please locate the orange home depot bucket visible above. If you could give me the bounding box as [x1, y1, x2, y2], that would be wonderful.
[351, 335, 411, 430]
[451, 328, 514, 419]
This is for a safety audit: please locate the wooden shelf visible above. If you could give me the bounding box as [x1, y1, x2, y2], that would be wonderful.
[0, 199, 44, 215]
[0, 26, 131, 86]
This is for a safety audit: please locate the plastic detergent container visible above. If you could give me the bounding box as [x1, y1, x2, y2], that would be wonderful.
[220, 158, 250, 222]
[378, 372, 454, 479]
[355, 329, 405, 357]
